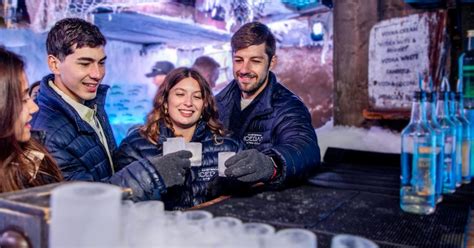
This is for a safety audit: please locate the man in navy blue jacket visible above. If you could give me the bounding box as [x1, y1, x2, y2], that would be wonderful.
[216, 22, 321, 186]
[31, 18, 191, 199]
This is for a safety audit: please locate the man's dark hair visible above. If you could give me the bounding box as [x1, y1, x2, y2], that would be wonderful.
[46, 18, 106, 60]
[231, 22, 276, 60]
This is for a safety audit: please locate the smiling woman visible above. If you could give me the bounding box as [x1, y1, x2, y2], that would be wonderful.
[114, 67, 243, 210]
[0, 46, 62, 193]
[141, 67, 225, 144]
[166, 76, 204, 137]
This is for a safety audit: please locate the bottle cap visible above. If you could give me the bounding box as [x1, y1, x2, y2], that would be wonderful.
[413, 91, 425, 100]
[425, 92, 434, 102]
[455, 92, 462, 100]
[437, 91, 445, 100]
[449, 91, 456, 100]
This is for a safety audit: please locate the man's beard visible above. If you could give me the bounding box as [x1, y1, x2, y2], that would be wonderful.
[237, 72, 268, 96]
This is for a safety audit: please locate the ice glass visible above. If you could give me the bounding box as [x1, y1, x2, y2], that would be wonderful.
[185, 142, 203, 167]
[130, 201, 166, 247]
[121, 200, 135, 246]
[164, 210, 182, 226]
[176, 210, 213, 247]
[207, 216, 243, 231]
[163, 137, 185, 155]
[273, 228, 317, 248]
[331, 234, 379, 248]
[218, 152, 236, 177]
[159, 211, 182, 247]
[49, 182, 122, 248]
[206, 217, 243, 247]
[241, 222, 276, 248]
[178, 210, 213, 228]
[166, 137, 186, 143]
[134, 200, 165, 219]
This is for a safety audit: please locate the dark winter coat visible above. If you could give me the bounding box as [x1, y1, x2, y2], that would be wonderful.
[31, 74, 117, 182]
[215, 71, 321, 186]
[114, 121, 243, 209]
[31, 75, 167, 201]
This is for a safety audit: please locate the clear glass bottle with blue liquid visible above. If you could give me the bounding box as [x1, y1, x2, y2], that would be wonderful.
[458, 30, 474, 179]
[401, 91, 437, 214]
[454, 80, 471, 184]
[436, 78, 457, 194]
[425, 77, 445, 203]
[448, 90, 464, 187]
[459, 30, 474, 109]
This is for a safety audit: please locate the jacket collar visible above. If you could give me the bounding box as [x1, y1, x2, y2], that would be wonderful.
[38, 74, 110, 134]
[157, 119, 209, 143]
[250, 71, 277, 113]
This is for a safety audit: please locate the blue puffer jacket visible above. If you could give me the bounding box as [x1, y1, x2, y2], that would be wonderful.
[114, 121, 243, 209]
[31, 74, 117, 181]
[216, 72, 321, 186]
[31, 75, 166, 200]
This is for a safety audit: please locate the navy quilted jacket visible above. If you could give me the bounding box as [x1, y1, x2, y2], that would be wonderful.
[31, 74, 117, 181]
[114, 121, 243, 209]
[216, 72, 321, 186]
[31, 75, 166, 200]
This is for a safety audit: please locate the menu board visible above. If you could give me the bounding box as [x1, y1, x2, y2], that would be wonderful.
[368, 14, 431, 110]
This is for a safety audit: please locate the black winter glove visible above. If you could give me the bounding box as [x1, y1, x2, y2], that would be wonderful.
[224, 149, 275, 183]
[150, 150, 192, 188]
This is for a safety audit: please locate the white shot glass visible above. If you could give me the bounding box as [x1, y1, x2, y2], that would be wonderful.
[163, 137, 185, 155]
[134, 200, 165, 219]
[218, 152, 236, 177]
[176, 210, 214, 247]
[273, 228, 317, 248]
[185, 142, 203, 167]
[204, 217, 243, 246]
[49, 182, 122, 248]
[205, 216, 243, 234]
[241, 222, 276, 248]
[162, 211, 184, 247]
[178, 210, 214, 229]
[331, 234, 379, 248]
[165, 137, 186, 143]
[208, 216, 243, 230]
[121, 200, 135, 247]
[129, 201, 166, 247]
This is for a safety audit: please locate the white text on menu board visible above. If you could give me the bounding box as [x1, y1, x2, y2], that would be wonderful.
[368, 13, 430, 109]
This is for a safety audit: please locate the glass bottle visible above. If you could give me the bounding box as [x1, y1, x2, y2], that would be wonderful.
[459, 30, 474, 179]
[436, 77, 457, 193]
[449, 91, 463, 187]
[467, 105, 474, 180]
[455, 80, 471, 184]
[459, 30, 474, 109]
[401, 91, 436, 215]
[425, 91, 445, 203]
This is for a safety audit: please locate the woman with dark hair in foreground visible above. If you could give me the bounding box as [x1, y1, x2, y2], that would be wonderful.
[0, 46, 62, 193]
